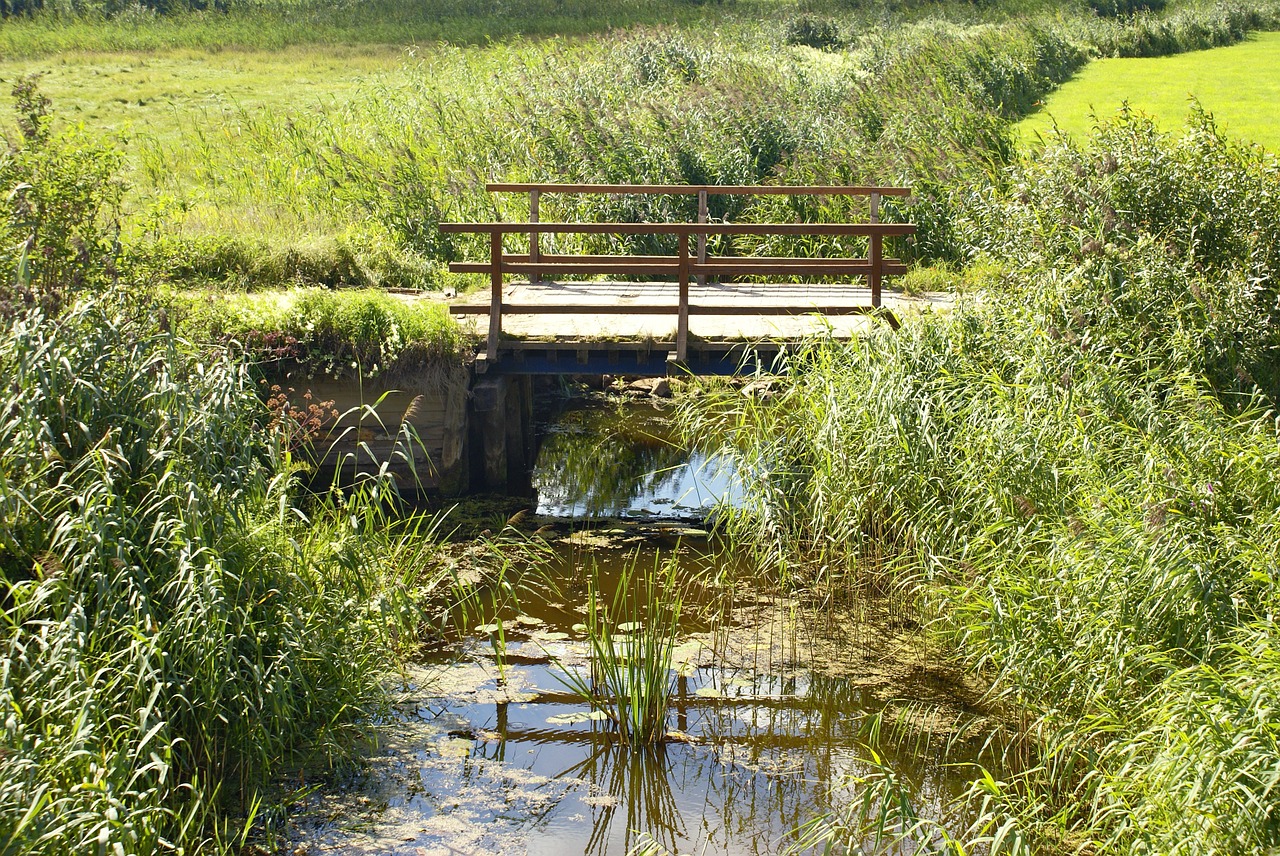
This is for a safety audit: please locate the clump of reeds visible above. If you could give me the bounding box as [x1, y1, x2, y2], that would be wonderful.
[556, 554, 683, 747]
[0, 299, 462, 854]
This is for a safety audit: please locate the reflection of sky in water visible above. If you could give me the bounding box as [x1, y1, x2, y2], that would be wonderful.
[533, 403, 744, 519]
[538, 449, 744, 519]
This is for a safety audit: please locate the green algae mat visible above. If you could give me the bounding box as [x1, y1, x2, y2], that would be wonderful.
[1019, 31, 1280, 151]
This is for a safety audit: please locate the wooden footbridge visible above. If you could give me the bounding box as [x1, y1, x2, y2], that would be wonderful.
[441, 183, 929, 375]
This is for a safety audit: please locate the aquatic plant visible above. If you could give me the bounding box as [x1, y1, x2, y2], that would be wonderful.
[556, 554, 683, 747]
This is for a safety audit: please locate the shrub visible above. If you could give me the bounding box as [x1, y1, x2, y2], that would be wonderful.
[784, 15, 842, 50]
[0, 76, 121, 318]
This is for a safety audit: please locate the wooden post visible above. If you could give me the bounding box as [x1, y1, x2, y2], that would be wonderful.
[869, 192, 882, 308]
[677, 232, 690, 363]
[488, 230, 503, 361]
[696, 189, 708, 286]
[473, 377, 508, 492]
[529, 189, 540, 285]
[438, 366, 471, 496]
[869, 232, 883, 309]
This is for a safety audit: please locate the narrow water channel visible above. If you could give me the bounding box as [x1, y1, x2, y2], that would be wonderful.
[292, 398, 993, 855]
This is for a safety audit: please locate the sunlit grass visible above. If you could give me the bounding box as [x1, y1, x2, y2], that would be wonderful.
[684, 110, 1280, 854]
[1018, 31, 1280, 151]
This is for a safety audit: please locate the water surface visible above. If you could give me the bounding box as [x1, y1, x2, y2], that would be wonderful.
[292, 399, 993, 855]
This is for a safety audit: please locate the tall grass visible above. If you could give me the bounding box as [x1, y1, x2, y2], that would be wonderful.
[0, 297, 469, 852]
[683, 112, 1280, 853]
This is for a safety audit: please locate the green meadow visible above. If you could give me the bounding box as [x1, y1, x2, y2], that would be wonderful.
[1019, 31, 1280, 149]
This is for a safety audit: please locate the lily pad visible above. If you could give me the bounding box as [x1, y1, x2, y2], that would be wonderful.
[546, 710, 610, 725]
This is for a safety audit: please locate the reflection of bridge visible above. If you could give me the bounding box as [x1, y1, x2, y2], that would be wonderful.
[442, 183, 936, 375]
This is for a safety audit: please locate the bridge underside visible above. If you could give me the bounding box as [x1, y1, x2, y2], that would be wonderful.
[480, 340, 791, 376]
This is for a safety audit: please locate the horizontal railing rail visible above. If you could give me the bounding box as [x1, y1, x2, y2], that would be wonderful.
[438, 222, 914, 236]
[486, 182, 913, 196]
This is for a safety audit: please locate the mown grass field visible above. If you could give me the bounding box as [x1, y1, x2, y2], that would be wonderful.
[1018, 31, 1280, 149]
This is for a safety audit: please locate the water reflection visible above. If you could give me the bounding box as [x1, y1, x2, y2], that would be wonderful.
[294, 564, 986, 856]
[532, 401, 742, 518]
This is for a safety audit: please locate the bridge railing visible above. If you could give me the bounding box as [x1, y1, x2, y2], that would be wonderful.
[438, 183, 914, 363]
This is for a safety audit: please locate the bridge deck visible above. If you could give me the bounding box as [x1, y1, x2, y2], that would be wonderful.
[450, 280, 952, 341]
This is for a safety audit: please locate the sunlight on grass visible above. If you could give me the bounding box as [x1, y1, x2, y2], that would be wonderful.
[1019, 31, 1280, 151]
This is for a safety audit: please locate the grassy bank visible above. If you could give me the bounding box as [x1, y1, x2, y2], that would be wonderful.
[0, 0, 724, 57]
[0, 89, 477, 854]
[163, 287, 468, 379]
[1020, 31, 1280, 150]
[0, 300, 449, 853]
[686, 112, 1280, 853]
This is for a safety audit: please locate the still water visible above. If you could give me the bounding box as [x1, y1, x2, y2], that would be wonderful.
[531, 401, 742, 519]
[292, 400, 990, 855]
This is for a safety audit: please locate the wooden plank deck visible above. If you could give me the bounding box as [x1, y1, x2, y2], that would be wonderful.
[448, 280, 952, 341]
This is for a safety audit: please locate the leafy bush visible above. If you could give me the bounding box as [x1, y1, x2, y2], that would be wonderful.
[784, 15, 842, 50]
[954, 108, 1280, 407]
[0, 76, 121, 318]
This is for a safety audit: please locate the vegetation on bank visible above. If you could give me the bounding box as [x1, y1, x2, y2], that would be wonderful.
[164, 287, 469, 379]
[0, 302, 437, 853]
[0, 80, 473, 854]
[687, 111, 1280, 854]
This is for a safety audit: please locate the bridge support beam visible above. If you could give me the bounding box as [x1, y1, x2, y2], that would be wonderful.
[470, 375, 536, 494]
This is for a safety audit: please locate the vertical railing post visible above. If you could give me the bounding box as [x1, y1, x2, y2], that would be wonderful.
[869, 191, 882, 308]
[696, 189, 708, 286]
[528, 188, 541, 285]
[869, 230, 883, 309]
[488, 230, 503, 361]
[677, 231, 690, 363]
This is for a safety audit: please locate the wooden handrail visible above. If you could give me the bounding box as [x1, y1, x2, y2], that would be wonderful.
[443, 186, 915, 364]
[438, 222, 915, 236]
[487, 182, 912, 197]
[449, 261, 909, 276]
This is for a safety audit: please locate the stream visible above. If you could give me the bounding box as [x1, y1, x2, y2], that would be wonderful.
[290, 398, 995, 856]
